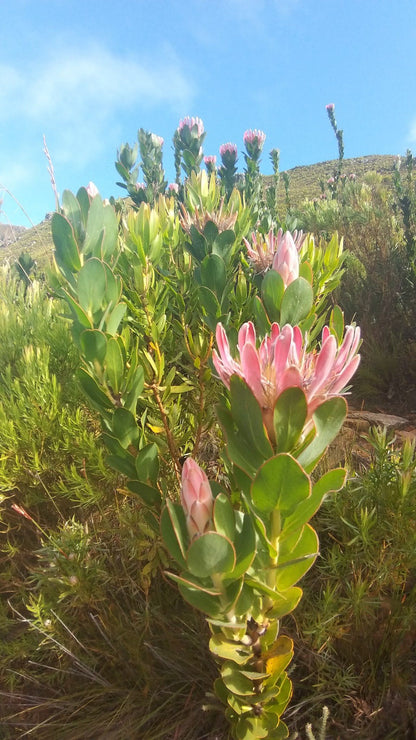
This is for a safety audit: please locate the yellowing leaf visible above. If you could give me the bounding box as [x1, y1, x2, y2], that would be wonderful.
[148, 424, 165, 434]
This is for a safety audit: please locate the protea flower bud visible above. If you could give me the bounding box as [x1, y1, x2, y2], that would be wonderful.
[243, 129, 266, 159]
[181, 458, 214, 540]
[271, 231, 300, 287]
[219, 142, 238, 165]
[86, 181, 99, 198]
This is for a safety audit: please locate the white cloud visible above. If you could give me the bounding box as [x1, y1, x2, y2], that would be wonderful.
[2, 44, 193, 119]
[0, 43, 194, 166]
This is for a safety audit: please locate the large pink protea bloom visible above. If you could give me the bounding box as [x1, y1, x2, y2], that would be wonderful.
[212, 321, 360, 442]
[181, 458, 214, 541]
[244, 228, 306, 278]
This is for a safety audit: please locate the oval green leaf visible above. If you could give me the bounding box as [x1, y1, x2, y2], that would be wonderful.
[187, 532, 236, 578]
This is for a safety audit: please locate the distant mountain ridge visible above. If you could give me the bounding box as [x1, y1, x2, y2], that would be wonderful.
[0, 154, 401, 267]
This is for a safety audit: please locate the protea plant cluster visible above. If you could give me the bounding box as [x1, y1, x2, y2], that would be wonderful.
[51, 115, 358, 739]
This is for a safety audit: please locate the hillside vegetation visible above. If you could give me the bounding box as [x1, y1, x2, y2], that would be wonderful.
[0, 154, 400, 268]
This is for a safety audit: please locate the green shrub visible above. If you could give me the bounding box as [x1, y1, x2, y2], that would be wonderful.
[287, 427, 416, 738]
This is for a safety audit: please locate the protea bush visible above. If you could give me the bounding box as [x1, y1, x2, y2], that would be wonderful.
[30, 114, 360, 740]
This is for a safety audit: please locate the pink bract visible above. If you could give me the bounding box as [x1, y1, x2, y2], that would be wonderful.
[213, 321, 360, 442]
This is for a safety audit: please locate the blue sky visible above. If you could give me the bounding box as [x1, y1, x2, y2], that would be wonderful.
[1, 0, 416, 226]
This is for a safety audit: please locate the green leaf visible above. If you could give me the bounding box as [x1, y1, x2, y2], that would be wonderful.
[62, 189, 84, 244]
[281, 467, 346, 538]
[80, 329, 107, 364]
[231, 512, 257, 580]
[251, 454, 310, 515]
[112, 407, 139, 448]
[212, 229, 235, 264]
[160, 500, 188, 565]
[105, 337, 124, 394]
[177, 580, 222, 618]
[275, 523, 318, 590]
[330, 304, 344, 342]
[52, 212, 81, 273]
[106, 302, 126, 335]
[222, 661, 256, 697]
[187, 226, 208, 262]
[200, 254, 226, 300]
[209, 634, 251, 665]
[76, 367, 113, 411]
[102, 262, 122, 306]
[127, 480, 161, 507]
[203, 220, 219, 245]
[213, 493, 235, 541]
[77, 259, 107, 315]
[273, 387, 307, 453]
[216, 404, 261, 479]
[266, 586, 303, 619]
[235, 717, 269, 739]
[61, 290, 92, 329]
[299, 260, 313, 284]
[76, 186, 90, 224]
[135, 443, 159, 483]
[84, 196, 118, 260]
[104, 442, 137, 478]
[280, 277, 313, 325]
[244, 576, 288, 603]
[261, 270, 284, 323]
[253, 296, 271, 336]
[297, 397, 347, 472]
[186, 532, 236, 578]
[230, 376, 274, 462]
[198, 285, 221, 319]
[124, 365, 144, 412]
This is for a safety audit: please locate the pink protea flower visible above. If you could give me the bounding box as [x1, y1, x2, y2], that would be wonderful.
[213, 321, 360, 442]
[168, 182, 179, 193]
[326, 103, 335, 111]
[219, 142, 238, 159]
[86, 181, 99, 198]
[178, 116, 204, 137]
[244, 229, 305, 275]
[181, 458, 214, 540]
[243, 129, 266, 147]
[204, 155, 217, 166]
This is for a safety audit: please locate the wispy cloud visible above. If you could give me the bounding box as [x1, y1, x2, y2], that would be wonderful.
[0, 43, 194, 166]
